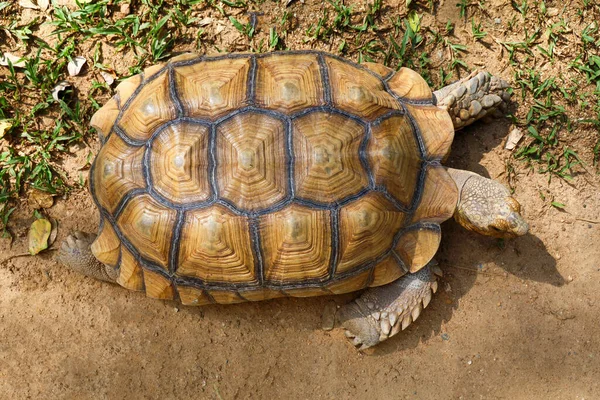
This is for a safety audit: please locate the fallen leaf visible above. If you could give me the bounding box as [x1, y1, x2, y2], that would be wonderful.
[18, 0, 39, 9]
[0, 120, 12, 139]
[48, 217, 58, 247]
[67, 56, 86, 76]
[198, 17, 213, 26]
[100, 71, 115, 85]
[28, 218, 52, 255]
[51, 81, 71, 101]
[0, 53, 26, 68]
[37, 0, 49, 10]
[505, 128, 524, 150]
[29, 188, 54, 209]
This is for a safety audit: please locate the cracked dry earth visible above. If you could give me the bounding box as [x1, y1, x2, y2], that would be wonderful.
[2, 3, 600, 400]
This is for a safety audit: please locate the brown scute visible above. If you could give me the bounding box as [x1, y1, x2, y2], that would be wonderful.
[259, 204, 331, 284]
[168, 53, 199, 63]
[118, 71, 178, 142]
[404, 103, 454, 160]
[326, 56, 401, 120]
[174, 57, 250, 120]
[255, 54, 325, 113]
[150, 121, 210, 204]
[143, 269, 175, 300]
[368, 115, 421, 207]
[117, 194, 177, 270]
[283, 286, 330, 297]
[216, 112, 288, 211]
[115, 74, 142, 106]
[361, 62, 394, 78]
[89, 51, 460, 301]
[92, 134, 145, 214]
[395, 225, 441, 273]
[369, 255, 408, 287]
[177, 286, 213, 306]
[336, 193, 405, 274]
[90, 98, 119, 142]
[327, 269, 371, 294]
[387, 67, 434, 102]
[208, 290, 247, 304]
[143, 62, 167, 79]
[238, 289, 285, 302]
[411, 165, 459, 224]
[293, 111, 368, 203]
[90, 221, 120, 268]
[177, 205, 257, 284]
[117, 246, 144, 291]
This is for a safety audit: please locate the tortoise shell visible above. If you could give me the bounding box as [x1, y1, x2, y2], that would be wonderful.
[88, 51, 458, 305]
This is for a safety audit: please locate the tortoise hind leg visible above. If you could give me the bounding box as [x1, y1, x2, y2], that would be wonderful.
[56, 231, 118, 283]
[337, 262, 442, 350]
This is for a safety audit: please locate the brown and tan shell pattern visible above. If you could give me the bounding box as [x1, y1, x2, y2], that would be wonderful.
[88, 51, 458, 305]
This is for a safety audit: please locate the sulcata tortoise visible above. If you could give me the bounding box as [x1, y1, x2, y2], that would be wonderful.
[57, 51, 528, 349]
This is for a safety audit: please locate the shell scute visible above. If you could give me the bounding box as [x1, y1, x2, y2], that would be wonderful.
[150, 121, 210, 204]
[177, 205, 256, 284]
[337, 193, 405, 274]
[216, 112, 288, 211]
[255, 54, 325, 113]
[92, 134, 145, 213]
[368, 115, 421, 207]
[293, 111, 368, 203]
[118, 70, 178, 142]
[326, 56, 401, 120]
[117, 194, 177, 270]
[259, 204, 331, 284]
[174, 57, 250, 119]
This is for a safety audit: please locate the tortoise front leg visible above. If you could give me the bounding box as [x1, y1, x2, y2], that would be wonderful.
[56, 231, 118, 283]
[338, 262, 442, 350]
[434, 71, 511, 130]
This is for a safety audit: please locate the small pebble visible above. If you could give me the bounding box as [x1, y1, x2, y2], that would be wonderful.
[467, 360, 473, 365]
[567, 275, 573, 282]
[441, 333, 450, 341]
[494, 18, 502, 24]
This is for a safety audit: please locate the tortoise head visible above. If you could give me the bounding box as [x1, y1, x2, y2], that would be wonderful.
[454, 174, 529, 239]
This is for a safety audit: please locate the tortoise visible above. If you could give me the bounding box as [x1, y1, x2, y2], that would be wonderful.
[57, 51, 528, 349]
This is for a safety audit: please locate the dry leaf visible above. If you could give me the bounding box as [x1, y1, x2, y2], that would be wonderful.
[198, 17, 213, 26]
[37, 0, 49, 10]
[29, 188, 54, 209]
[28, 218, 52, 255]
[51, 81, 71, 101]
[18, 0, 39, 9]
[48, 217, 58, 247]
[505, 128, 524, 150]
[0, 53, 26, 68]
[0, 120, 12, 139]
[100, 71, 115, 85]
[67, 56, 86, 76]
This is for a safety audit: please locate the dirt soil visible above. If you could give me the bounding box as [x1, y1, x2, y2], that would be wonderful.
[1, 0, 600, 399]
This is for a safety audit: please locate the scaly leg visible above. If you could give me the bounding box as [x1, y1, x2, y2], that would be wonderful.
[56, 231, 117, 283]
[338, 262, 442, 350]
[434, 71, 511, 130]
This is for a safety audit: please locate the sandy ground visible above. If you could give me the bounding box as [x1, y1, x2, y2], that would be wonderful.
[1, 0, 600, 399]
